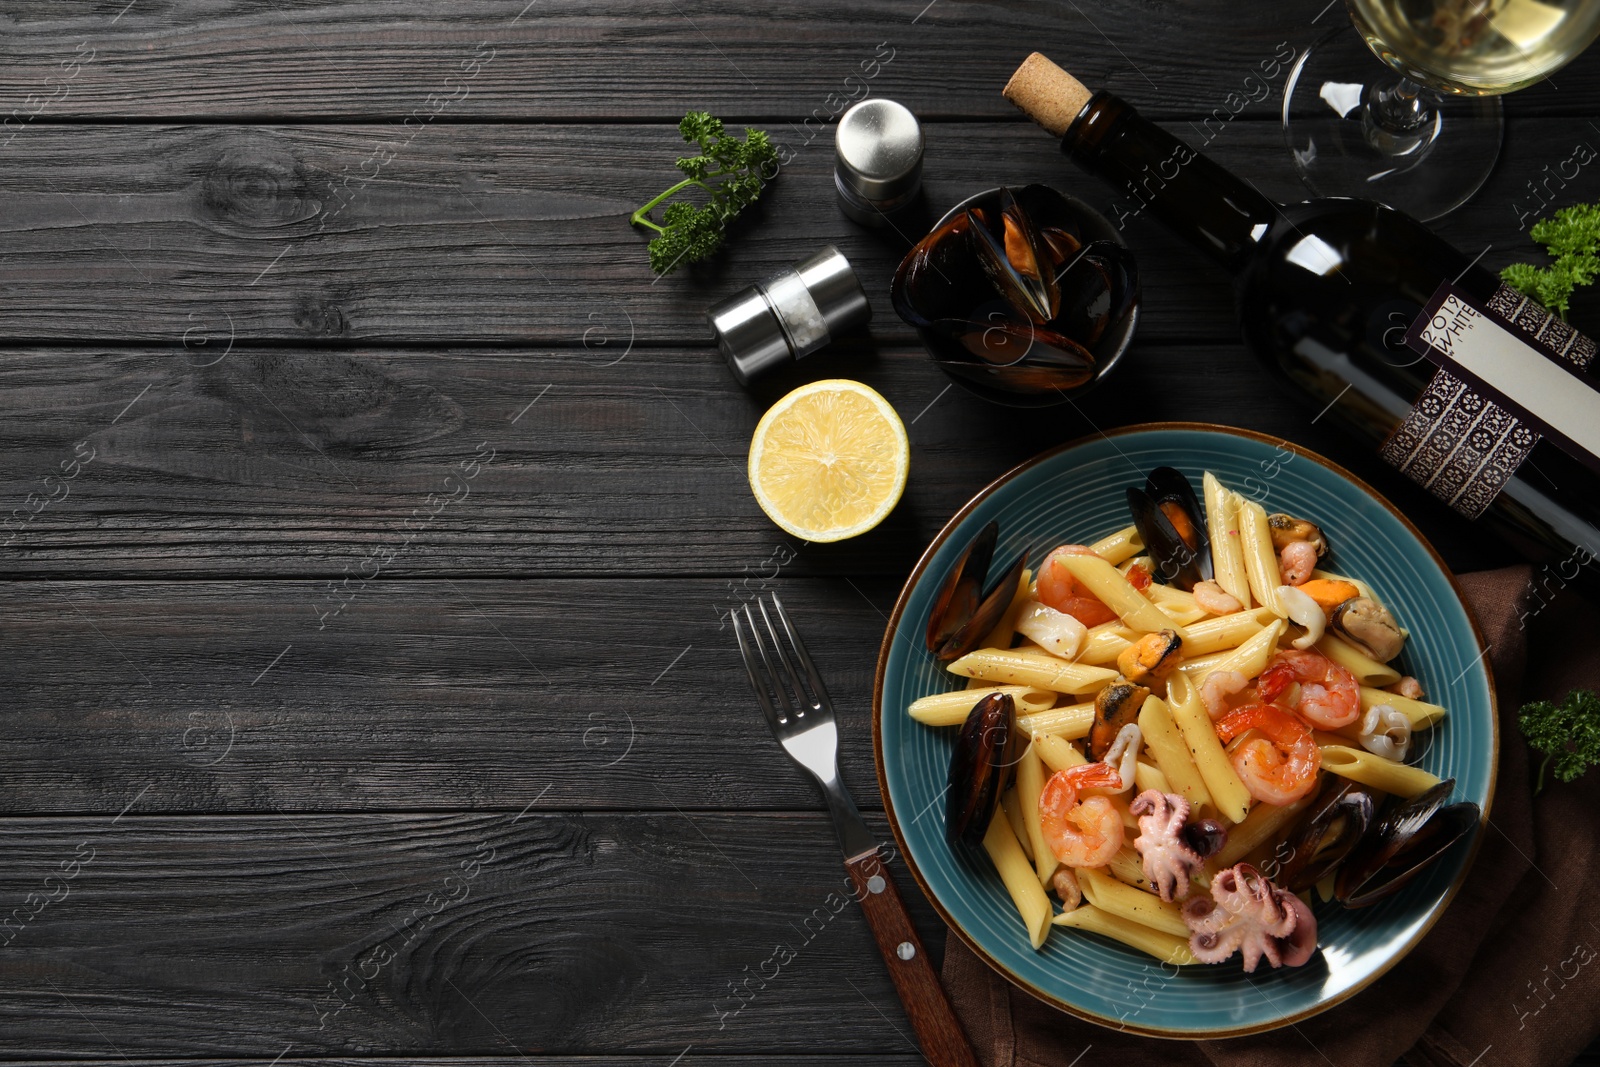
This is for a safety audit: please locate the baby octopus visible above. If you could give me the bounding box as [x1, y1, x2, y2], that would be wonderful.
[1182, 862, 1318, 972]
[1130, 789, 1203, 902]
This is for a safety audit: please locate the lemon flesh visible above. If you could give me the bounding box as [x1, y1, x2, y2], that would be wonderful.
[747, 379, 909, 543]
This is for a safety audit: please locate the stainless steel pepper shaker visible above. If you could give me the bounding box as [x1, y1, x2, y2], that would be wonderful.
[706, 246, 871, 386]
[834, 98, 924, 226]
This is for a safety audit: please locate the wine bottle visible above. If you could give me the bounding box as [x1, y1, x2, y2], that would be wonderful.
[1004, 53, 1600, 601]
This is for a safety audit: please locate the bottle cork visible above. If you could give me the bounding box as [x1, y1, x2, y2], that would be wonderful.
[1003, 52, 1092, 138]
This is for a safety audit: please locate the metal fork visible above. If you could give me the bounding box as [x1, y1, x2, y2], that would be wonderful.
[732, 593, 979, 1067]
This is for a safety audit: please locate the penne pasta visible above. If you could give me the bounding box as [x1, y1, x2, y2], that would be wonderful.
[1049, 554, 1189, 639]
[1077, 867, 1189, 938]
[1181, 607, 1275, 657]
[947, 647, 1118, 695]
[1137, 695, 1215, 812]
[1166, 671, 1253, 823]
[1155, 601, 1209, 627]
[1317, 742, 1444, 798]
[1134, 759, 1172, 796]
[1106, 844, 1154, 892]
[1204, 472, 1252, 609]
[1052, 903, 1198, 966]
[976, 567, 1034, 652]
[1078, 623, 1139, 666]
[1317, 632, 1402, 687]
[908, 685, 1056, 727]
[1033, 732, 1088, 774]
[1236, 497, 1282, 616]
[1360, 687, 1446, 729]
[1090, 525, 1144, 565]
[1016, 701, 1095, 739]
[1178, 619, 1286, 684]
[1002, 786, 1034, 863]
[1203, 791, 1315, 874]
[905, 468, 1464, 974]
[1015, 744, 1057, 884]
[1146, 583, 1199, 613]
[983, 811, 1054, 949]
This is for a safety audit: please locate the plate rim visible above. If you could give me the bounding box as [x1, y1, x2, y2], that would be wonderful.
[870, 420, 1499, 1039]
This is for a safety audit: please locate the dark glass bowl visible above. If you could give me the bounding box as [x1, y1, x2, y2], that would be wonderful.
[891, 184, 1140, 409]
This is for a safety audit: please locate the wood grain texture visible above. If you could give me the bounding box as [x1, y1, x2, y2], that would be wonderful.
[0, 342, 1520, 578]
[0, 577, 905, 814]
[0, 117, 1589, 345]
[0, 811, 943, 1056]
[2, 0, 1594, 121]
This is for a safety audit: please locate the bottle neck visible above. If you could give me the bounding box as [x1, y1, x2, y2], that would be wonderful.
[1062, 92, 1278, 274]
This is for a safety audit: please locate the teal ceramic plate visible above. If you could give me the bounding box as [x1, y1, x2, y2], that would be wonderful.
[872, 423, 1496, 1038]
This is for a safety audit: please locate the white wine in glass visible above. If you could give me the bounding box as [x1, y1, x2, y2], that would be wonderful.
[1351, 0, 1600, 94]
[1283, 0, 1600, 220]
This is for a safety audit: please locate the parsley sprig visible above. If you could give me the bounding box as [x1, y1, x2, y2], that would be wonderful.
[1501, 202, 1600, 319]
[629, 111, 779, 276]
[1519, 688, 1600, 793]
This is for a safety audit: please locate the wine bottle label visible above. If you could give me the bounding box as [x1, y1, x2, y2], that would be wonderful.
[1381, 282, 1599, 519]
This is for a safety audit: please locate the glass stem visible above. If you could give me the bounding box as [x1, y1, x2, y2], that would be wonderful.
[1363, 77, 1440, 157]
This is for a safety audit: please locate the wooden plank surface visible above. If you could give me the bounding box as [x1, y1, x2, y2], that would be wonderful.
[0, 343, 1516, 578]
[0, 118, 1589, 345]
[0, 0, 1594, 1063]
[0, 578, 901, 813]
[0, 0, 1592, 121]
[0, 811, 943, 1056]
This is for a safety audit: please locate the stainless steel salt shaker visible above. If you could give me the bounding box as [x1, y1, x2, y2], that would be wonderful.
[706, 246, 872, 386]
[834, 98, 924, 226]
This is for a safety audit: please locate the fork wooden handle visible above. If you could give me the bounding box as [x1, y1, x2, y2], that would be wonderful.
[845, 851, 982, 1067]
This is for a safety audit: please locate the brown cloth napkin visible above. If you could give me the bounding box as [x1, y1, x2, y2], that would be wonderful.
[943, 566, 1600, 1067]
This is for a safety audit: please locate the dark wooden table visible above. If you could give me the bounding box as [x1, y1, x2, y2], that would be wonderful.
[0, 1, 1593, 1064]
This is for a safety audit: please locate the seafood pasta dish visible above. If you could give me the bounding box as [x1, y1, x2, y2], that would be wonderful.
[913, 467, 1479, 971]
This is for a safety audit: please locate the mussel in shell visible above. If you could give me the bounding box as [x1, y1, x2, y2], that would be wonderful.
[1090, 680, 1150, 760]
[1127, 467, 1213, 591]
[1330, 596, 1407, 663]
[925, 520, 1027, 662]
[1335, 778, 1479, 908]
[945, 692, 1019, 847]
[1267, 513, 1329, 557]
[1276, 776, 1379, 893]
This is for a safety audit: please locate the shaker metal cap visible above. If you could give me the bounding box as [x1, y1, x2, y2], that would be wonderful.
[835, 99, 924, 202]
[706, 246, 872, 386]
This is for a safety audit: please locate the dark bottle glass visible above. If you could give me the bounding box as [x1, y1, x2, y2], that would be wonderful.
[1058, 91, 1600, 599]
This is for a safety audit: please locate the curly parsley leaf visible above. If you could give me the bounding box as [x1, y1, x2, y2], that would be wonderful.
[1519, 688, 1600, 793]
[1501, 202, 1600, 319]
[629, 111, 779, 276]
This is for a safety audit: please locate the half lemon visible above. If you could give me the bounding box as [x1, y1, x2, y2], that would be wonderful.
[747, 379, 909, 543]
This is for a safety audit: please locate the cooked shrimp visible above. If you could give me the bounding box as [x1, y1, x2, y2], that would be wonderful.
[1214, 703, 1322, 805]
[1039, 762, 1125, 868]
[1193, 580, 1242, 615]
[1386, 675, 1425, 701]
[1278, 541, 1318, 586]
[1201, 669, 1249, 720]
[1257, 648, 1361, 729]
[1037, 545, 1119, 628]
[1050, 867, 1082, 909]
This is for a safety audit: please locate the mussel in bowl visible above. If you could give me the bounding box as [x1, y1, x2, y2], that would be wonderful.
[1126, 466, 1213, 591]
[925, 520, 1026, 662]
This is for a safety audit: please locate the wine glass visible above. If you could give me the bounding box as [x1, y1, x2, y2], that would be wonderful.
[1284, 0, 1600, 221]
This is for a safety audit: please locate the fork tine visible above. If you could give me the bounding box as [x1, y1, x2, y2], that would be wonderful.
[767, 593, 833, 717]
[730, 605, 785, 732]
[756, 597, 813, 720]
[741, 602, 798, 725]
